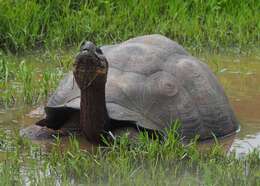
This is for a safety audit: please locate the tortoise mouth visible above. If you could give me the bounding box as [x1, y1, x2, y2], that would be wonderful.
[73, 49, 108, 90]
[96, 67, 107, 75]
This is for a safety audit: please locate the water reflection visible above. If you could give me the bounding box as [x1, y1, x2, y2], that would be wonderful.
[230, 133, 260, 155]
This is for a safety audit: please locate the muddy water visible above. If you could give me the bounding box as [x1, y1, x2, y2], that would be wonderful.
[0, 106, 94, 151]
[206, 54, 260, 155]
[1, 54, 260, 155]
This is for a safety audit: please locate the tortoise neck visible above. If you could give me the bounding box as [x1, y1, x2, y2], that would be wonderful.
[80, 76, 109, 143]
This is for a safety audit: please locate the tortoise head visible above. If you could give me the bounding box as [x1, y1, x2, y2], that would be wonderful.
[73, 41, 108, 90]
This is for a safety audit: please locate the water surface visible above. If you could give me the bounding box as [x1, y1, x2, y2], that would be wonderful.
[206, 54, 260, 155]
[1, 54, 260, 155]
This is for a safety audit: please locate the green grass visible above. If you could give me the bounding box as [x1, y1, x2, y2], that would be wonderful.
[0, 1, 260, 185]
[0, 50, 73, 107]
[0, 126, 259, 186]
[0, 0, 259, 53]
[0, 0, 259, 107]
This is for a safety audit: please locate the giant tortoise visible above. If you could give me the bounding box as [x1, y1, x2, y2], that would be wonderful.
[22, 34, 239, 142]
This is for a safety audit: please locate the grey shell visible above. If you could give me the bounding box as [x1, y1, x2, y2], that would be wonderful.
[46, 34, 239, 140]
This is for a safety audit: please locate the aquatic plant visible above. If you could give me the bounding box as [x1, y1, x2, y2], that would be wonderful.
[0, 53, 65, 107]
[0, 126, 259, 185]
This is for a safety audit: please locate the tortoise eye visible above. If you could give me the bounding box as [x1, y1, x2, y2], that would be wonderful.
[96, 47, 103, 54]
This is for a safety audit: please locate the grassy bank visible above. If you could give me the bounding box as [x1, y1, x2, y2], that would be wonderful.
[0, 0, 259, 53]
[0, 127, 260, 185]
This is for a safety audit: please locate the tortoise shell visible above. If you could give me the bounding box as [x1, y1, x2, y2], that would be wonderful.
[44, 34, 239, 140]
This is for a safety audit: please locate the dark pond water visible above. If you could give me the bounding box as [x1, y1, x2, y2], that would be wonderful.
[0, 54, 260, 155]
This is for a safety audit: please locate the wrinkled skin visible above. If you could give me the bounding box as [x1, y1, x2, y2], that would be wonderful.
[73, 41, 109, 142]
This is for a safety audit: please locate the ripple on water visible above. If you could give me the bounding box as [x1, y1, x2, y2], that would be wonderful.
[230, 133, 260, 156]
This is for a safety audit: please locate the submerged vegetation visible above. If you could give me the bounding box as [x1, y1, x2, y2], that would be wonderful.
[0, 50, 74, 107]
[0, 0, 259, 53]
[0, 126, 260, 185]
